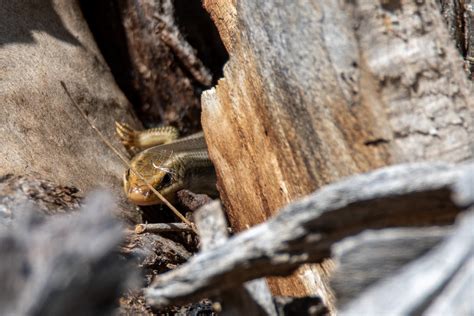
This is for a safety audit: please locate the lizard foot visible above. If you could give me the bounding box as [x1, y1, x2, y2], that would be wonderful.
[115, 121, 179, 151]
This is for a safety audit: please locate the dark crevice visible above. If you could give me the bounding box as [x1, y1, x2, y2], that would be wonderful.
[364, 138, 390, 146]
[79, 0, 228, 116]
[173, 0, 229, 84]
[80, 0, 228, 126]
[380, 0, 402, 12]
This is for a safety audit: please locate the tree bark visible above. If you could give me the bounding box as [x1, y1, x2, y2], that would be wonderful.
[439, 0, 474, 78]
[116, 0, 211, 133]
[201, 0, 473, 309]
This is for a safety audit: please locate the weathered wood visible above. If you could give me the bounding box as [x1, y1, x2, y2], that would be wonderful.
[81, 0, 228, 133]
[331, 226, 451, 306]
[202, 0, 383, 303]
[0, 191, 135, 315]
[145, 162, 473, 307]
[347, 0, 473, 162]
[0, 0, 141, 223]
[193, 201, 228, 250]
[340, 209, 474, 315]
[192, 201, 277, 316]
[0, 172, 191, 307]
[424, 245, 474, 315]
[201, 0, 474, 305]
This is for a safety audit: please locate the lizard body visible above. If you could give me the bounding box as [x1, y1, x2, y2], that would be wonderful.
[116, 122, 217, 205]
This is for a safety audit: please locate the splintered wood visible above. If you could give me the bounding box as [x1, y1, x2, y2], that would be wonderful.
[200, 1, 473, 310]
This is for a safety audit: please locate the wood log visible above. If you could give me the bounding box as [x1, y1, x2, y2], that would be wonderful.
[0, 0, 141, 223]
[331, 226, 451, 306]
[193, 201, 277, 316]
[145, 162, 473, 307]
[340, 208, 474, 315]
[201, 0, 473, 306]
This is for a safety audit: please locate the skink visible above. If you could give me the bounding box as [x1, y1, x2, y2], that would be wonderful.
[116, 122, 217, 205]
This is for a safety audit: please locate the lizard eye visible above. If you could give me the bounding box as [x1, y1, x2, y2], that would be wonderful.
[158, 173, 173, 189]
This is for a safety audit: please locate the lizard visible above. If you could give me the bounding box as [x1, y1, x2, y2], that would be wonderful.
[116, 122, 217, 206]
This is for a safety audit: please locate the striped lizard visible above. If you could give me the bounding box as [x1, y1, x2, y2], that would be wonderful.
[116, 122, 217, 205]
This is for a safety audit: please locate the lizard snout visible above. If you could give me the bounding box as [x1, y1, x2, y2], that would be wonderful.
[127, 185, 156, 205]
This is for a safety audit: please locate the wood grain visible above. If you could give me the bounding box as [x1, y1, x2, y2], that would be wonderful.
[201, 0, 473, 309]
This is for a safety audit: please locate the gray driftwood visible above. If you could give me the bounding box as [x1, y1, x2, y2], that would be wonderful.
[331, 226, 452, 306]
[0, 174, 196, 315]
[191, 201, 277, 316]
[0, 191, 135, 316]
[145, 162, 473, 307]
[340, 208, 474, 315]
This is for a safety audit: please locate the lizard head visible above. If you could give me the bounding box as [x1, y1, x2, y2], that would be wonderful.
[123, 148, 185, 205]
